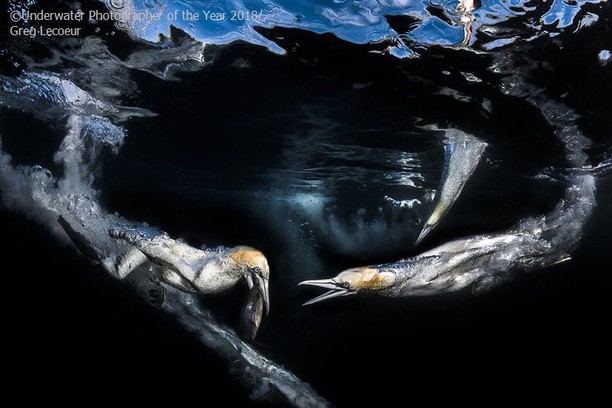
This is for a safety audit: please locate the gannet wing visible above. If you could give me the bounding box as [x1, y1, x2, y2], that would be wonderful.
[109, 224, 203, 281]
[58, 215, 104, 262]
[58, 214, 148, 279]
[422, 234, 518, 259]
[416, 129, 487, 244]
[106, 246, 149, 279]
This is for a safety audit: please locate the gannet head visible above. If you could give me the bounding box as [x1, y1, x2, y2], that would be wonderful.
[299, 266, 395, 305]
[229, 246, 270, 315]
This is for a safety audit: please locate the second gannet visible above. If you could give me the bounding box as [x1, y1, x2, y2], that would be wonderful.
[299, 230, 571, 305]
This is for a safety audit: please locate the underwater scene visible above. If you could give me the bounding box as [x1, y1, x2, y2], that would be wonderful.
[1, 0, 611, 405]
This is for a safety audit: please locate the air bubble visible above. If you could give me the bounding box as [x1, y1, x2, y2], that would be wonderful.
[598, 50, 611, 66]
[368, 31, 385, 44]
[262, 1, 281, 14]
[28, 165, 52, 180]
[115, 19, 129, 31]
[461, 72, 482, 82]
[370, 6, 383, 17]
[109, 0, 125, 10]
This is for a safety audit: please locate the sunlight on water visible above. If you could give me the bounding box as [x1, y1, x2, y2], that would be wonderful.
[1, 0, 610, 406]
[103, 0, 608, 55]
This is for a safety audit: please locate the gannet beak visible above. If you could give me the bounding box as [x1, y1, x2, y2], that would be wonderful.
[253, 272, 270, 315]
[230, 247, 271, 315]
[298, 279, 356, 306]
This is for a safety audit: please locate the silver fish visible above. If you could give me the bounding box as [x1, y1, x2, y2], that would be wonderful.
[241, 285, 264, 340]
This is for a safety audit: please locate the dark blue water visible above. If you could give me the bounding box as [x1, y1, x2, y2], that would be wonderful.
[1, 0, 611, 405]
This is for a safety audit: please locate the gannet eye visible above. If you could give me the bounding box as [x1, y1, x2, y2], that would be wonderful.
[252, 267, 262, 274]
[340, 282, 350, 289]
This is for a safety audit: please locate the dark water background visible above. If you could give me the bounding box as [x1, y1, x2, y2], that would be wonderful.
[2, 0, 612, 405]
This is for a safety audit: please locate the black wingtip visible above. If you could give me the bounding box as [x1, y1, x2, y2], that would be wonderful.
[58, 215, 102, 262]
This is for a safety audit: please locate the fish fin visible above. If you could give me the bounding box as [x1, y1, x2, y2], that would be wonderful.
[416, 223, 435, 245]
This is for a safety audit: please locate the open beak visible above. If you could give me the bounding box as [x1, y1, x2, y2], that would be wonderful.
[298, 279, 356, 306]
